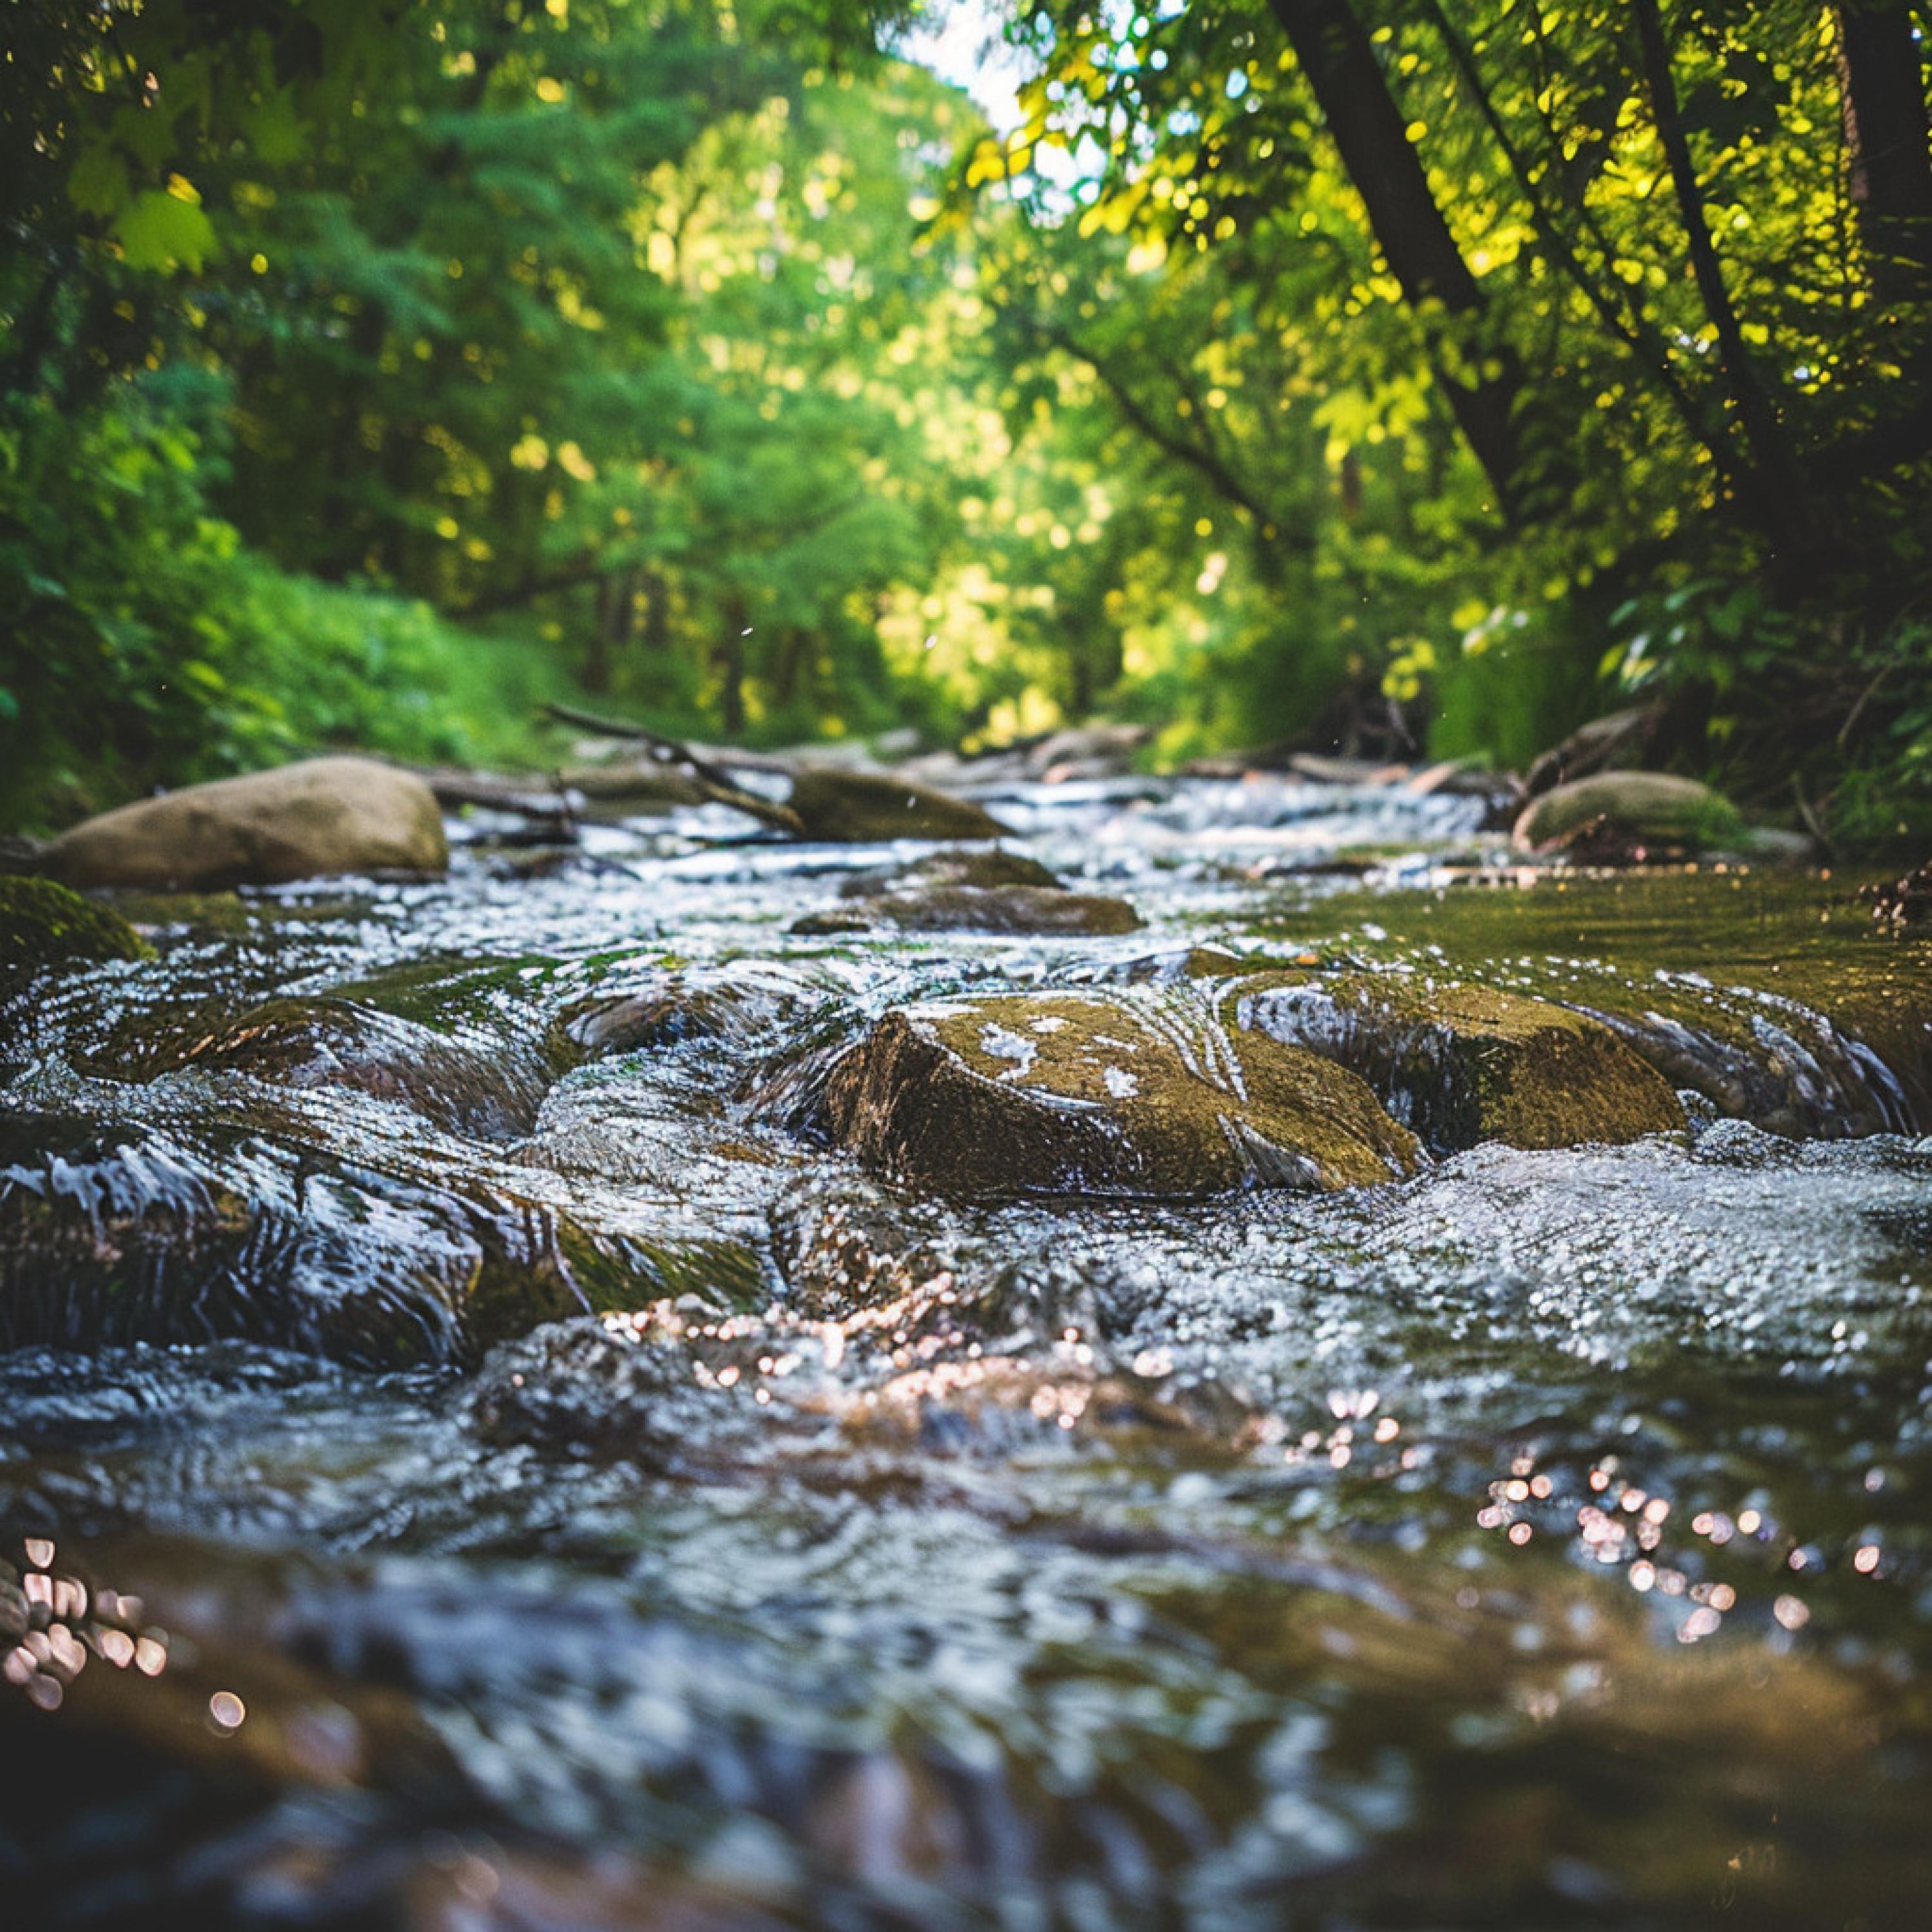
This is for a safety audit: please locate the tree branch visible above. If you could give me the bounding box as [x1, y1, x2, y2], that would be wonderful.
[1630, 0, 1802, 542]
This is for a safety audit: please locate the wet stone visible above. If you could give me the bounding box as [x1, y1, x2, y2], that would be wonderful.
[835, 846, 1065, 896]
[122, 994, 556, 1139]
[562, 959, 851, 1063]
[822, 989, 1421, 1200]
[793, 882, 1142, 938]
[791, 844, 1139, 936]
[1581, 968, 1932, 1139]
[784, 766, 1012, 842]
[466, 1320, 797, 1467]
[0, 876, 151, 978]
[1227, 971, 1687, 1154]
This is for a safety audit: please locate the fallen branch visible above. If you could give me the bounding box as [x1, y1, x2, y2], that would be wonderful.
[416, 766, 580, 822]
[539, 703, 804, 833]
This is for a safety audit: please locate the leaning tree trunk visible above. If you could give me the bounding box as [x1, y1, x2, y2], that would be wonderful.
[1265, 0, 1525, 519]
[1630, 0, 1806, 549]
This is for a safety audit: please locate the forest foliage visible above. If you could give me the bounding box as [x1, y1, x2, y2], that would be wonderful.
[3, 0, 1931, 844]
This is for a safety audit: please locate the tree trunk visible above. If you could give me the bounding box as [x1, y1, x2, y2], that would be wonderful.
[716, 598, 748, 737]
[585, 580, 617, 694]
[1630, 0, 1805, 547]
[772, 628, 811, 706]
[1265, 0, 1524, 517]
[639, 568, 671, 658]
[1835, 2, 1932, 303]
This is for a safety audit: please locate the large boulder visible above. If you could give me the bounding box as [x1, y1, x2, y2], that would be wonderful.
[42, 757, 448, 891]
[822, 990, 1420, 1199]
[1227, 972, 1687, 1153]
[1512, 772, 1740, 855]
[786, 767, 1010, 843]
[0, 877, 151, 977]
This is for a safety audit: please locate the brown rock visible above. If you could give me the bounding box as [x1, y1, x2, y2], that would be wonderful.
[793, 884, 1141, 937]
[43, 757, 448, 891]
[823, 989, 1419, 1199]
[1228, 972, 1687, 1152]
[1511, 772, 1740, 855]
[786, 767, 1010, 843]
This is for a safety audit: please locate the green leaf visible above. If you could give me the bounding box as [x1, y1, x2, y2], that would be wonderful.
[113, 191, 218, 274]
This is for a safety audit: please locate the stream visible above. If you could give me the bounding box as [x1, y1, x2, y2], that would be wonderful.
[3, 771, 1930, 1929]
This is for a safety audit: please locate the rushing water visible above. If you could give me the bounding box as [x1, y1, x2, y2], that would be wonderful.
[3, 773, 1930, 1929]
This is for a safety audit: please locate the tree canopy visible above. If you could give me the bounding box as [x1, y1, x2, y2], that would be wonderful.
[4, 0, 1930, 840]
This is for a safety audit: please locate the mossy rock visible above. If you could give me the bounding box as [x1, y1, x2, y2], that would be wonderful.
[563, 961, 839, 1059]
[1513, 772, 1742, 854]
[823, 989, 1419, 1200]
[1228, 972, 1687, 1154]
[786, 767, 1010, 842]
[171, 998, 560, 1138]
[0, 876, 151, 976]
[102, 889, 261, 939]
[793, 883, 1141, 937]
[835, 846, 1063, 896]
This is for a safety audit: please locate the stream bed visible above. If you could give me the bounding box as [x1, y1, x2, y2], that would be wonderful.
[3, 772, 1930, 1929]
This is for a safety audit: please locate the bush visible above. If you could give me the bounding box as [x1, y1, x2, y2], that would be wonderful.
[0, 378, 574, 832]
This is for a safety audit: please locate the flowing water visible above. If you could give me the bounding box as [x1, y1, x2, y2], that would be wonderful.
[3, 773, 1930, 1929]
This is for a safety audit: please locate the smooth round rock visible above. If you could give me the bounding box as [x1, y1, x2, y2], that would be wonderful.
[1512, 772, 1740, 853]
[1228, 972, 1688, 1152]
[823, 989, 1419, 1199]
[44, 757, 448, 890]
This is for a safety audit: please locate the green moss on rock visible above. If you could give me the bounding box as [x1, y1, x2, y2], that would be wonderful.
[1228, 971, 1687, 1153]
[0, 875, 152, 974]
[786, 767, 1011, 842]
[836, 847, 1064, 896]
[793, 883, 1142, 937]
[823, 989, 1419, 1199]
[1513, 772, 1742, 853]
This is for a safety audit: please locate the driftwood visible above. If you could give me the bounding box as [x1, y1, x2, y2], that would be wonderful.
[540, 703, 804, 833]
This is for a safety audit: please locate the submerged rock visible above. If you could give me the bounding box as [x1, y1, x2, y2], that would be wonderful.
[126, 994, 556, 1139]
[1580, 967, 1932, 1139]
[0, 1103, 765, 1367]
[792, 846, 1141, 935]
[795, 883, 1142, 937]
[0, 876, 151, 975]
[1228, 972, 1687, 1153]
[563, 960, 843, 1059]
[467, 1320, 797, 1466]
[1512, 772, 1741, 855]
[41, 757, 448, 891]
[786, 767, 1010, 843]
[837, 847, 1065, 896]
[822, 989, 1419, 1199]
